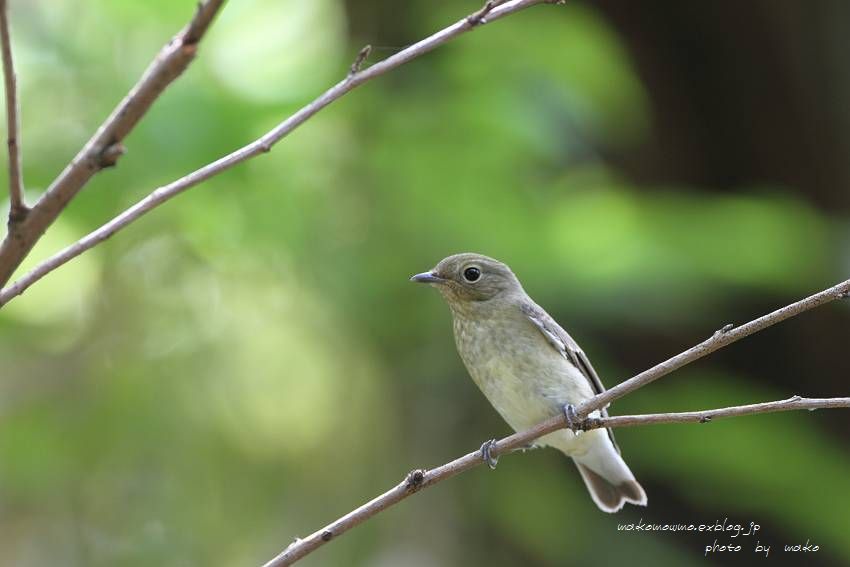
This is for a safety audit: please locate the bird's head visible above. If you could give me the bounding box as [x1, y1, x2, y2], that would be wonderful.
[410, 253, 523, 309]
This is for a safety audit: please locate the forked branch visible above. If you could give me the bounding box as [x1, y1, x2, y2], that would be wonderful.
[0, 0, 550, 307]
[260, 278, 850, 566]
[0, 0, 225, 286]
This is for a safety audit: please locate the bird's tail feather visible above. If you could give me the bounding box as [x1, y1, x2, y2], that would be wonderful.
[574, 462, 646, 513]
[572, 435, 647, 513]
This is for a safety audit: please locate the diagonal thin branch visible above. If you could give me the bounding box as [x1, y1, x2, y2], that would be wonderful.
[0, 0, 549, 308]
[573, 277, 850, 420]
[265, 398, 850, 567]
[0, 0, 226, 287]
[258, 278, 850, 566]
[0, 0, 24, 221]
[580, 395, 850, 430]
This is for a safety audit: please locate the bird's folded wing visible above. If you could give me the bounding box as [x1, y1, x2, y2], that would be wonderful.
[520, 301, 621, 452]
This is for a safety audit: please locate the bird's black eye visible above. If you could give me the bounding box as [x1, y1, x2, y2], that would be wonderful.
[463, 266, 481, 282]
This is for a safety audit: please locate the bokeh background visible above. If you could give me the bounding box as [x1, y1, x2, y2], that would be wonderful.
[1, 0, 849, 565]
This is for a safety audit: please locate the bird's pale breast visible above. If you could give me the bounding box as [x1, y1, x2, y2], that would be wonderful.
[452, 305, 596, 435]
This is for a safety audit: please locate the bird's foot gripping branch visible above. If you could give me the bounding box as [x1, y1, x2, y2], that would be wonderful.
[265, 273, 850, 566]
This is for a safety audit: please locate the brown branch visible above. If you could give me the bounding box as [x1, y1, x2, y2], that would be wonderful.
[0, 0, 549, 308]
[581, 396, 850, 430]
[260, 279, 850, 566]
[0, 0, 24, 221]
[264, 396, 850, 566]
[573, 277, 850, 420]
[0, 0, 225, 286]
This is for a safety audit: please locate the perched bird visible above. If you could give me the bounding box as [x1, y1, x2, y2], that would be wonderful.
[411, 253, 646, 513]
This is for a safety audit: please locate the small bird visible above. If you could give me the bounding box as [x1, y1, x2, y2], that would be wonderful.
[411, 253, 646, 513]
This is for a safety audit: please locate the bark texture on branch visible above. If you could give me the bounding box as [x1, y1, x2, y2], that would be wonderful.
[264, 393, 850, 567]
[0, 2, 845, 563]
[0, 0, 225, 286]
[0, 0, 548, 307]
[574, 277, 850, 419]
[260, 278, 850, 567]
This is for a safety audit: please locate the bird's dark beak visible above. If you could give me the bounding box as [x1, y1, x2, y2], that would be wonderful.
[410, 271, 445, 284]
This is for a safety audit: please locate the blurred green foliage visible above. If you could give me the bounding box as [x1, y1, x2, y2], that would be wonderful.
[1, 1, 848, 566]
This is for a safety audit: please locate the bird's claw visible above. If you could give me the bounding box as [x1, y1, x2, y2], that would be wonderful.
[480, 439, 499, 469]
[563, 403, 585, 433]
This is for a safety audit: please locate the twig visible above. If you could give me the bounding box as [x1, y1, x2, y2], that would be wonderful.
[573, 277, 850, 420]
[264, 397, 850, 567]
[0, 0, 225, 286]
[0, 0, 548, 307]
[260, 279, 850, 566]
[0, 0, 24, 221]
[580, 396, 850, 430]
[348, 45, 372, 77]
[467, 0, 502, 25]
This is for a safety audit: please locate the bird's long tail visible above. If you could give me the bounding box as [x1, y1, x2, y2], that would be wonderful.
[572, 432, 647, 513]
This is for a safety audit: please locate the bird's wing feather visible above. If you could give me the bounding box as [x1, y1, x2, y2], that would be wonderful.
[520, 301, 621, 453]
